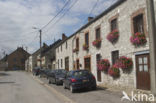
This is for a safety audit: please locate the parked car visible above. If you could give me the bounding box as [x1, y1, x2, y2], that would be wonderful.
[48, 69, 67, 85]
[32, 67, 40, 76]
[38, 69, 48, 78]
[46, 69, 55, 79]
[63, 70, 96, 93]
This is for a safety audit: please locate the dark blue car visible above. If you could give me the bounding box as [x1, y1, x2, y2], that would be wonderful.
[63, 70, 96, 93]
[48, 69, 67, 85]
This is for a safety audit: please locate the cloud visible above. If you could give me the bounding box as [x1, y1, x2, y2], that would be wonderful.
[0, 0, 117, 56]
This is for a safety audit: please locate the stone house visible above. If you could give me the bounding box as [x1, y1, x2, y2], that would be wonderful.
[41, 39, 61, 69]
[2, 47, 30, 70]
[55, 0, 156, 91]
[25, 55, 33, 72]
[31, 43, 48, 69]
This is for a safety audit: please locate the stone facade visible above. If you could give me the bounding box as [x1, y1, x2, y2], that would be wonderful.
[55, 0, 156, 90]
[25, 55, 33, 72]
[6, 47, 30, 70]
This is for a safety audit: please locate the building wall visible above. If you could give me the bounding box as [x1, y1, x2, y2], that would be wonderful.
[7, 48, 29, 70]
[56, 39, 74, 70]
[55, 0, 153, 89]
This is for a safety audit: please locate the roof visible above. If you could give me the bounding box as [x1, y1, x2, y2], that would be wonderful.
[0, 55, 8, 62]
[9, 47, 30, 57]
[0, 47, 30, 61]
[55, 0, 126, 48]
[41, 39, 61, 55]
[32, 43, 48, 56]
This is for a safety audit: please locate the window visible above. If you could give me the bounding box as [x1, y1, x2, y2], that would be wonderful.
[21, 58, 25, 63]
[58, 59, 59, 68]
[96, 27, 101, 39]
[84, 57, 91, 72]
[85, 32, 89, 46]
[111, 18, 117, 31]
[61, 59, 63, 68]
[111, 50, 119, 65]
[96, 54, 101, 82]
[13, 58, 16, 62]
[133, 14, 144, 33]
[66, 41, 68, 49]
[76, 38, 79, 50]
[61, 45, 62, 51]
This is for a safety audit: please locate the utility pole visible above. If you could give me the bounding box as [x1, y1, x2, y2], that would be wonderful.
[26, 46, 29, 72]
[146, 0, 156, 95]
[39, 29, 42, 68]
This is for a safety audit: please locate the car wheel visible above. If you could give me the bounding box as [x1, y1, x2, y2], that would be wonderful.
[92, 86, 97, 90]
[70, 85, 74, 93]
[63, 82, 66, 89]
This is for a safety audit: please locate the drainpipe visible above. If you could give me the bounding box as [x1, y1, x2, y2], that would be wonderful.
[72, 35, 76, 69]
[146, 0, 156, 95]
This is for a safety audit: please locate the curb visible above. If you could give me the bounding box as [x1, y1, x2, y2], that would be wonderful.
[31, 75, 76, 103]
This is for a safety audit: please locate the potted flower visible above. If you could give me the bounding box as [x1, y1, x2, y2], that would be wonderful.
[106, 29, 119, 44]
[97, 59, 110, 71]
[116, 56, 133, 69]
[130, 32, 147, 46]
[73, 48, 79, 53]
[92, 38, 102, 47]
[83, 44, 89, 50]
[108, 64, 120, 78]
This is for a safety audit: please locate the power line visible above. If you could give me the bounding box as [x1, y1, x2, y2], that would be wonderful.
[82, 0, 99, 24]
[0, 31, 38, 42]
[43, 0, 79, 38]
[41, 0, 71, 30]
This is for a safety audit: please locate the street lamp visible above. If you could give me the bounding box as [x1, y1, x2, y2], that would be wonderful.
[33, 27, 42, 68]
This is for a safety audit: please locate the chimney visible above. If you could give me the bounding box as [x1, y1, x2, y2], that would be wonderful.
[43, 43, 46, 47]
[88, 17, 94, 22]
[62, 33, 67, 40]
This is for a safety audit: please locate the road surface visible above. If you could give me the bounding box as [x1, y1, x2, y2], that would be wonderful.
[0, 71, 64, 103]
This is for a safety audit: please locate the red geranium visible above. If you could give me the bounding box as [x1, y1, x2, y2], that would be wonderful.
[130, 32, 147, 46]
[106, 29, 119, 43]
[92, 39, 101, 47]
[97, 59, 110, 71]
[108, 64, 120, 77]
[116, 56, 133, 69]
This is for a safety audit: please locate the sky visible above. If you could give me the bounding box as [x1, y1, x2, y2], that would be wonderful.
[0, 0, 117, 59]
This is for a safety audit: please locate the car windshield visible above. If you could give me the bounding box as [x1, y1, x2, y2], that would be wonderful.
[56, 70, 66, 75]
[73, 71, 90, 78]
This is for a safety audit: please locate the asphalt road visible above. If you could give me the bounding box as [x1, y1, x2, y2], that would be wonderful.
[0, 71, 64, 103]
[39, 76, 133, 103]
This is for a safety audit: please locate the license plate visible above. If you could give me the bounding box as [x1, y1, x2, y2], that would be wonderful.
[83, 80, 88, 82]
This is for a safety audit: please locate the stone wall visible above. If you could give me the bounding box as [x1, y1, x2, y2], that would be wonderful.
[55, 0, 153, 89]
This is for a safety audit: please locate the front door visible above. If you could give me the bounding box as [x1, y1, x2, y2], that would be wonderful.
[136, 54, 150, 90]
[65, 57, 69, 71]
[76, 59, 80, 70]
[84, 57, 91, 72]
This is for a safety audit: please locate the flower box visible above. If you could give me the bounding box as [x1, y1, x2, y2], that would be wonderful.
[108, 64, 120, 78]
[106, 29, 119, 43]
[97, 59, 110, 71]
[83, 44, 89, 50]
[92, 39, 102, 47]
[116, 56, 133, 69]
[73, 48, 79, 53]
[130, 32, 147, 46]
[37, 59, 41, 61]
